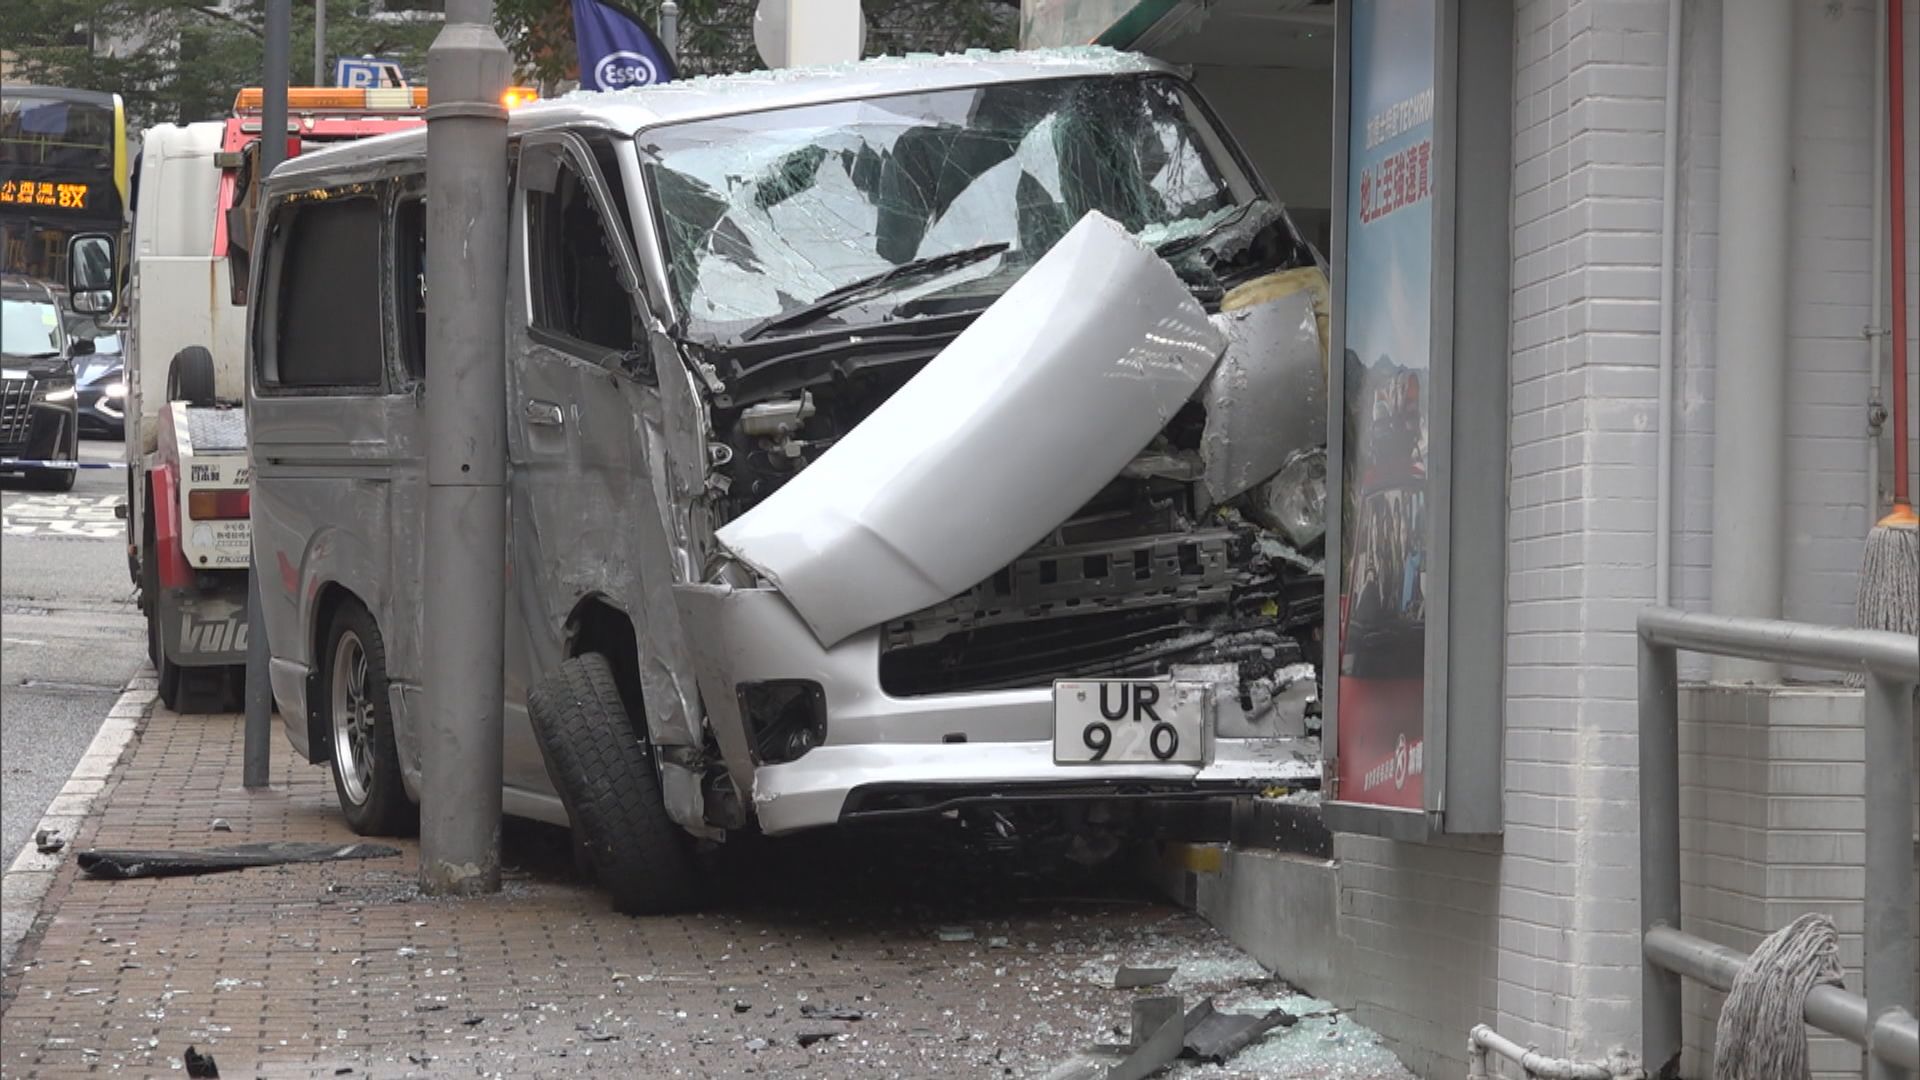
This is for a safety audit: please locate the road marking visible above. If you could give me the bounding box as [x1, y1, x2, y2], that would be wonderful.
[1, 494, 124, 539]
[2, 638, 47, 646]
[1, 676, 155, 970]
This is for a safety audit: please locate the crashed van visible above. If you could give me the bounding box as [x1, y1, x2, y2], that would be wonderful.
[248, 47, 1330, 913]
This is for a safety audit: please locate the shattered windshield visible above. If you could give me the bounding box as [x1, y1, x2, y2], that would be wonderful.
[639, 74, 1254, 343]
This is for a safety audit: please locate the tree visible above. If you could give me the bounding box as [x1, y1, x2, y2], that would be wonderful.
[1, 0, 437, 128]
[493, 0, 1019, 87]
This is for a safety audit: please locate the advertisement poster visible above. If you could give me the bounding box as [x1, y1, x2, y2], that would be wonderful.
[1336, 0, 1435, 810]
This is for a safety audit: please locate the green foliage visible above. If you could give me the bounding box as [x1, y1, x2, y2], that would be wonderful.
[1, 0, 1018, 129]
[494, 0, 1019, 86]
[1, 0, 437, 127]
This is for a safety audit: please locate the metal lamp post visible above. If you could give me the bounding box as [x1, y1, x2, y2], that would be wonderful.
[417, 0, 511, 897]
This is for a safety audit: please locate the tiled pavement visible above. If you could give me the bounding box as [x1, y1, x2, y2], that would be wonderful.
[0, 698, 1413, 1079]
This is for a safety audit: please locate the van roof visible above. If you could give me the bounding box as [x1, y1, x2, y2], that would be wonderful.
[266, 46, 1169, 188]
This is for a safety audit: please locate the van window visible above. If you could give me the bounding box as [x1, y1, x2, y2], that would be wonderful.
[526, 156, 635, 352]
[395, 195, 426, 380]
[266, 195, 384, 388]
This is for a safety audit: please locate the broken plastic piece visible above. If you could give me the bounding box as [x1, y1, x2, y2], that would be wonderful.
[183, 1045, 220, 1078]
[1180, 998, 1296, 1064]
[1108, 995, 1185, 1080]
[76, 842, 400, 880]
[1114, 966, 1177, 990]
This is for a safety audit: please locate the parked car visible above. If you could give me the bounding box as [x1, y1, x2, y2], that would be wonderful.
[207, 50, 1329, 914]
[1, 274, 82, 491]
[71, 328, 125, 439]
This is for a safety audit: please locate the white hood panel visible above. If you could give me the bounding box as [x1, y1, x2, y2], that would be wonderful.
[715, 212, 1226, 648]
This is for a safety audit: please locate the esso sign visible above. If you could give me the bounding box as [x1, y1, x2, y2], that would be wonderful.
[594, 50, 665, 89]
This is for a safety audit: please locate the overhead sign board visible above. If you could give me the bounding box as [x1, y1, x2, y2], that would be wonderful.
[334, 57, 408, 89]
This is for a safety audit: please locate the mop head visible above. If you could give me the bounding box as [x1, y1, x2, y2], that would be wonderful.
[1712, 913, 1844, 1080]
[1855, 507, 1919, 638]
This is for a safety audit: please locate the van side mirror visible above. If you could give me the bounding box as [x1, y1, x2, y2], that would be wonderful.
[66, 233, 117, 313]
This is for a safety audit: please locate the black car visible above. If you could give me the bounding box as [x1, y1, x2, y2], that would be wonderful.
[68, 318, 125, 439]
[2, 275, 82, 491]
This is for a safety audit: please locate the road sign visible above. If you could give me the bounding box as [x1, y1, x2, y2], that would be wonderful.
[334, 57, 408, 88]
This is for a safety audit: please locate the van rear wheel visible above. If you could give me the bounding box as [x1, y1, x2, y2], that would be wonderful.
[318, 601, 413, 836]
[527, 652, 700, 915]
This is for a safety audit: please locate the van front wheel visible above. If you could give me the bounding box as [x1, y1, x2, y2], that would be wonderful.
[527, 652, 700, 915]
[318, 601, 413, 836]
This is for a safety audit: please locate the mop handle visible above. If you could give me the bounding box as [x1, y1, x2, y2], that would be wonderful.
[1891, 0, 1910, 506]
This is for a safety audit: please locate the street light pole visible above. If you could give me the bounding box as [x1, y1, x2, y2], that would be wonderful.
[418, 0, 510, 897]
[245, 0, 291, 791]
[314, 0, 327, 85]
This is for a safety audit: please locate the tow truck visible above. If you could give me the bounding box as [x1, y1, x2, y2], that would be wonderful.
[115, 87, 457, 709]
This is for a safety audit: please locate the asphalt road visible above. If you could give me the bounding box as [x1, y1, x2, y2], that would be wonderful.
[1, 438, 145, 867]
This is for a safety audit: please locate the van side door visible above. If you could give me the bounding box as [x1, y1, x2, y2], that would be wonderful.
[501, 130, 659, 806]
[249, 177, 421, 773]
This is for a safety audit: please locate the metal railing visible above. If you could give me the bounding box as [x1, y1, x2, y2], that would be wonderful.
[1638, 607, 1918, 1080]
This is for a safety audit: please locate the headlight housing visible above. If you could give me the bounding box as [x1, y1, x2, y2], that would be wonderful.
[102, 381, 126, 399]
[39, 382, 77, 403]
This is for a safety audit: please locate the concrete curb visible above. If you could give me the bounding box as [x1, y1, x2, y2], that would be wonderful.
[1, 674, 156, 970]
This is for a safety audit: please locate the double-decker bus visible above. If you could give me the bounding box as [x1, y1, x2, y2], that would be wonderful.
[0, 87, 129, 283]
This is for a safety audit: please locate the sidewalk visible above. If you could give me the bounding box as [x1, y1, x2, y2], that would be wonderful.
[1, 694, 1414, 1079]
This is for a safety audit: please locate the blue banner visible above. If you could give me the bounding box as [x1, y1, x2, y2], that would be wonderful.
[573, 0, 677, 91]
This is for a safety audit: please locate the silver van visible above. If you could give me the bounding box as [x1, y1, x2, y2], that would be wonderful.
[248, 48, 1329, 913]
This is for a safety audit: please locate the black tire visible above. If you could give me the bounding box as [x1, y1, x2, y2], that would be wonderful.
[166, 346, 217, 407]
[140, 533, 183, 709]
[316, 601, 414, 836]
[32, 466, 76, 492]
[527, 652, 700, 915]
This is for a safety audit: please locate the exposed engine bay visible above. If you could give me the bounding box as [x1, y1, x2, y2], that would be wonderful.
[694, 209, 1329, 739]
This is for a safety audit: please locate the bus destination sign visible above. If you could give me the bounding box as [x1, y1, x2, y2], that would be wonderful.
[0, 179, 95, 210]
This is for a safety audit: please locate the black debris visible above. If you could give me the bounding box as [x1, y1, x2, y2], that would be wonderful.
[797, 1031, 841, 1049]
[334, 1068, 354, 1075]
[34, 830, 63, 855]
[407, 1051, 433, 1066]
[1113, 966, 1176, 990]
[798, 1004, 863, 1022]
[414, 1004, 447, 1013]
[183, 1045, 219, 1078]
[733, 1000, 752, 1014]
[461, 1016, 485, 1026]
[77, 842, 401, 880]
[575, 1025, 620, 1043]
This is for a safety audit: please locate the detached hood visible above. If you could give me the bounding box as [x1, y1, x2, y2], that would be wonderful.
[714, 212, 1227, 648]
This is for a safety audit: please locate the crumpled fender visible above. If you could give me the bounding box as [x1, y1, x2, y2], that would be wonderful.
[713, 211, 1227, 648]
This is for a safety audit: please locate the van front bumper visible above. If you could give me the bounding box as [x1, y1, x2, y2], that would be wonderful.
[674, 584, 1318, 836]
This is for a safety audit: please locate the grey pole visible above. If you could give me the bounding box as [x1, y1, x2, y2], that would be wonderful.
[1706, 0, 1793, 682]
[660, 0, 679, 60]
[418, 0, 510, 897]
[314, 0, 327, 85]
[245, 0, 291, 791]
[1637, 632, 1682, 1079]
[1862, 673, 1916, 1080]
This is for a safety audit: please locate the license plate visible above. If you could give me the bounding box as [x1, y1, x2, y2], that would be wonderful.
[1053, 679, 1207, 765]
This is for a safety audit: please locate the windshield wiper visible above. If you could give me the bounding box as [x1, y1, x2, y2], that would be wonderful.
[1153, 202, 1260, 260]
[740, 242, 1011, 342]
